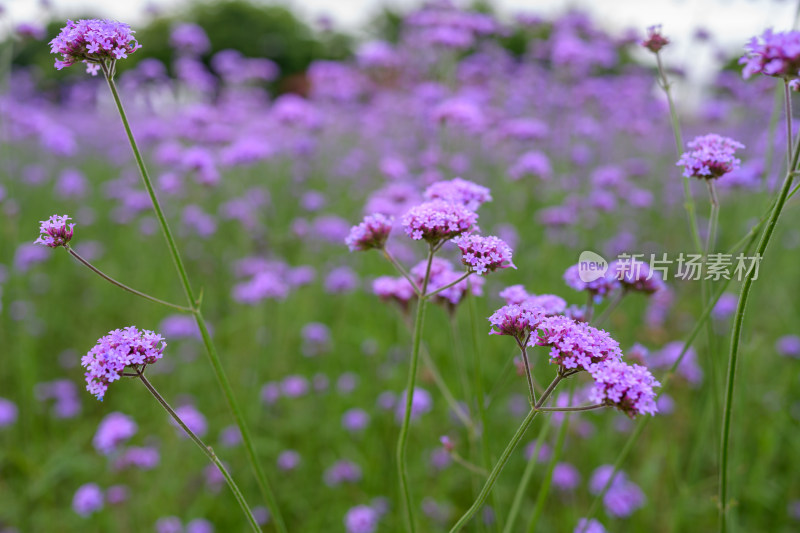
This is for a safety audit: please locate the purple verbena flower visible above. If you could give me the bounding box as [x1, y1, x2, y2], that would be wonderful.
[588, 360, 660, 417]
[342, 408, 370, 432]
[324, 459, 362, 486]
[563, 263, 619, 302]
[401, 200, 477, 244]
[552, 462, 581, 491]
[532, 316, 623, 372]
[452, 234, 515, 275]
[395, 388, 433, 423]
[186, 518, 214, 533]
[372, 276, 416, 310]
[424, 178, 492, 211]
[93, 412, 137, 455]
[0, 398, 18, 427]
[776, 335, 800, 358]
[574, 518, 606, 533]
[499, 285, 529, 305]
[740, 29, 800, 80]
[345, 214, 393, 252]
[169, 404, 207, 438]
[641, 25, 669, 53]
[81, 327, 166, 400]
[610, 259, 665, 294]
[155, 516, 183, 533]
[488, 303, 545, 339]
[50, 19, 140, 72]
[277, 450, 301, 471]
[73, 483, 104, 516]
[114, 446, 160, 470]
[344, 505, 379, 533]
[34, 215, 74, 248]
[677, 134, 745, 180]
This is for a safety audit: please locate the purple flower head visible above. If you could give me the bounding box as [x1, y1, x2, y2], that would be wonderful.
[301, 322, 331, 357]
[106, 485, 129, 505]
[564, 263, 619, 302]
[50, 19, 140, 72]
[155, 516, 182, 533]
[261, 382, 281, 405]
[574, 518, 606, 533]
[34, 215, 74, 248]
[533, 316, 623, 372]
[712, 292, 739, 321]
[170, 404, 207, 438]
[488, 303, 545, 339]
[324, 459, 362, 486]
[776, 335, 800, 358]
[650, 341, 703, 385]
[281, 375, 309, 397]
[81, 327, 166, 400]
[114, 446, 160, 470]
[641, 25, 669, 53]
[588, 360, 660, 417]
[345, 505, 379, 533]
[93, 412, 137, 455]
[401, 200, 478, 244]
[526, 294, 568, 316]
[170, 23, 210, 55]
[740, 29, 800, 80]
[342, 408, 370, 432]
[372, 276, 416, 310]
[677, 134, 745, 180]
[610, 259, 665, 294]
[499, 285, 529, 305]
[345, 214, 393, 252]
[553, 462, 581, 491]
[0, 398, 19, 427]
[277, 450, 301, 471]
[73, 483, 104, 516]
[337, 372, 359, 394]
[509, 151, 552, 181]
[452, 234, 515, 275]
[186, 518, 214, 533]
[324, 266, 358, 294]
[424, 178, 492, 211]
[395, 387, 433, 423]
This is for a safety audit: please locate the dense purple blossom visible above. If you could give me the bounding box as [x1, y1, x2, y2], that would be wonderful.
[345, 214, 393, 251]
[452, 234, 515, 275]
[740, 29, 800, 80]
[677, 134, 745, 180]
[588, 360, 660, 417]
[281, 375, 309, 397]
[345, 505, 379, 533]
[499, 285, 529, 305]
[488, 303, 545, 339]
[372, 276, 415, 309]
[72, 483, 104, 516]
[324, 266, 359, 293]
[401, 200, 477, 243]
[81, 327, 166, 400]
[532, 316, 624, 372]
[589, 465, 646, 517]
[93, 412, 137, 455]
[0, 398, 18, 427]
[50, 19, 140, 72]
[649, 341, 703, 385]
[553, 462, 581, 491]
[424, 178, 492, 211]
[610, 259, 665, 294]
[34, 215, 74, 248]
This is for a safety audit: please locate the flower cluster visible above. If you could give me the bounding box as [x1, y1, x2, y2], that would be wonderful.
[34, 215, 74, 248]
[452, 234, 515, 275]
[412, 258, 483, 308]
[588, 360, 660, 417]
[641, 25, 669, 53]
[93, 412, 137, 455]
[532, 316, 623, 371]
[372, 276, 416, 310]
[740, 29, 800, 81]
[589, 466, 646, 517]
[49, 19, 140, 73]
[499, 285, 567, 316]
[563, 264, 619, 301]
[677, 134, 745, 180]
[488, 304, 545, 339]
[81, 327, 166, 400]
[423, 178, 492, 211]
[611, 259, 665, 294]
[401, 200, 477, 244]
[345, 214, 393, 252]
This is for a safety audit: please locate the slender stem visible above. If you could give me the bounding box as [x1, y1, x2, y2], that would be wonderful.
[584, 292, 594, 323]
[382, 248, 421, 296]
[527, 393, 572, 532]
[516, 339, 537, 406]
[786, 80, 794, 168]
[396, 246, 434, 533]
[425, 271, 473, 300]
[594, 290, 625, 328]
[451, 452, 490, 477]
[101, 63, 286, 532]
[719, 89, 800, 533]
[656, 51, 703, 254]
[420, 345, 475, 434]
[502, 415, 553, 533]
[448, 373, 564, 532]
[136, 371, 260, 532]
[535, 404, 605, 412]
[65, 246, 191, 312]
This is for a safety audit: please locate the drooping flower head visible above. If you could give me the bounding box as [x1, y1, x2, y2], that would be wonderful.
[641, 25, 669, 53]
[532, 316, 623, 372]
[34, 215, 74, 248]
[81, 327, 166, 400]
[677, 134, 745, 180]
[345, 213, 393, 251]
[401, 200, 478, 244]
[424, 178, 492, 211]
[49, 19, 141, 73]
[610, 259, 665, 294]
[588, 360, 660, 418]
[740, 29, 800, 81]
[452, 234, 515, 275]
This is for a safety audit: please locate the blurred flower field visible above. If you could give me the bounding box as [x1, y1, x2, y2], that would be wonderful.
[1, 2, 800, 532]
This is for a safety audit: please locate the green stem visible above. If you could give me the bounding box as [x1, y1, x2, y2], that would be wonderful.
[594, 290, 625, 327]
[425, 271, 472, 300]
[535, 404, 605, 413]
[382, 248, 421, 296]
[719, 82, 800, 533]
[517, 340, 537, 406]
[451, 452, 490, 477]
[448, 374, 564, 532]
[420, 345, 475, 434]
[656, 51, 703, 254]
[101, 63, 286, 533]
[66, 246, 191, 312]
[136, 371, 260, 532]
[502, 415, 553, 533]
[396, 246, 434, 533]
